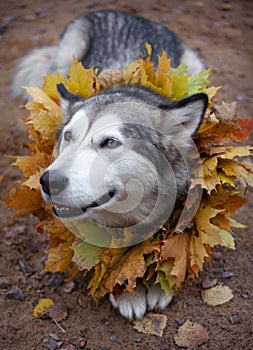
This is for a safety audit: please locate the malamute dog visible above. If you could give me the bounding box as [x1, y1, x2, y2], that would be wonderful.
[13, 10, 208, 319]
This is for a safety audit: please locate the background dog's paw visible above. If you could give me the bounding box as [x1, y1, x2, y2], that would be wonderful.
[147, 283, 173, 311]
[109, 284, 147, 320]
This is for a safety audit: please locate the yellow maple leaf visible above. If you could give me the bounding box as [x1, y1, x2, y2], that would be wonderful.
[25, 87, 62, 156]
[154, 50, 172, 97]
[161, 233, 188, 286]
[194, 203, 224, 247]
[43, 71, 69, 101]
[43, 243, 73, 273]
[44, 218, 75, 246]
[25, 86, 62, 121]
[13, 153, 51, 178]
[124, 61, 141, 85]
[189, 233, 209, 277]
[2, 186, 43, 217]
[67, 58, 100, 98]
[33, 298, 55, 318]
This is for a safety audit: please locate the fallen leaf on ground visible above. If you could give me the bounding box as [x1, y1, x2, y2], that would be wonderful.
[201, 284, 233, 306]
[42, 303, 68, 322]
[174, 320, 209, 348]
[33, 298, 55, 318]
[133, 312, 167, 337]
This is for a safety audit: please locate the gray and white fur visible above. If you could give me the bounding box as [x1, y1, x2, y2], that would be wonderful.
[12, 10, 204, 100]
[14, 9, 207, 320]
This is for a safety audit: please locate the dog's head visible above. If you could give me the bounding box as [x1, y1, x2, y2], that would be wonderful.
[40, 84, 207, 236]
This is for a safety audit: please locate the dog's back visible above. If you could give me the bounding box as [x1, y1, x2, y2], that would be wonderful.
[12, 10, 204, 100]
[76, 10, 182, 70]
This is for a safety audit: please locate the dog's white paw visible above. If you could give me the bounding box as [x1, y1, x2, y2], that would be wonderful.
[147, 282, 174, 310]
[110, 280, 173, 320]
[109, 283, 147, 320]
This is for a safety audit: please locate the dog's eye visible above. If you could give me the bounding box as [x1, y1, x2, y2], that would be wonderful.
[63, 130, 72, 141]
[100, 137, 121, 149]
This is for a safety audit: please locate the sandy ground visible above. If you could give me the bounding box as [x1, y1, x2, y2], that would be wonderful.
[0, 1, 252, 349]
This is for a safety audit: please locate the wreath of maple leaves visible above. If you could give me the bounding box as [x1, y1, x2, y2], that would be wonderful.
[3, 46, 253, 300]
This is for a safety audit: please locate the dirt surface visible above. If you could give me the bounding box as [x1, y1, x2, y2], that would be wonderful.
[0, 1, 253, 349]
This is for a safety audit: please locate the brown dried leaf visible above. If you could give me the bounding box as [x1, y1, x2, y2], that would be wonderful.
[42, 303, 68, 322]
[202, 284, 233, 306]
[43, 243, 73, 273]
[161, 233, 188, 286]
[99, 68, 125, 89]
[174, 320, 209, 348]
[2, 186, 43, 217]
[133, 313, 167, 337]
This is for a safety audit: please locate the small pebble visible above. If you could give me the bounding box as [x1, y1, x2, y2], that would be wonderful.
[176, 319, 185, 326]
[79, 339, 87, 348]
[109, 335, 117, 343]
[50, 273, 64, 288]
[202, 277, 213, 289]
[241, 293, 250, 299]
[5, 287, 26, 301]
[42, 336, 63, 350]
[19, 260, 35, 274]
[27, 240, 39, 253]
[222, 271, 234, 279]
[62, 280, 75, 294]
[50, 333, 60, 341]
[0, 277, 11, 289]
[198, 320, 208, 328]
[235, 95, 244, 102]
[134, 338, 143, 344]
[230, 315, 241, 324]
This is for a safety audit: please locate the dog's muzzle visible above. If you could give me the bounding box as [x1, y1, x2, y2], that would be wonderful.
[40, 170, 115, 219]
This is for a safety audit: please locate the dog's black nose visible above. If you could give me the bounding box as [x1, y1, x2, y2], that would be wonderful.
[40, 170, 68, 196]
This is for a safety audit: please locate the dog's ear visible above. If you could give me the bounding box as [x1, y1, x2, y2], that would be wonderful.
[57, 83, 83, 117]
[160, 93, 208, 136]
